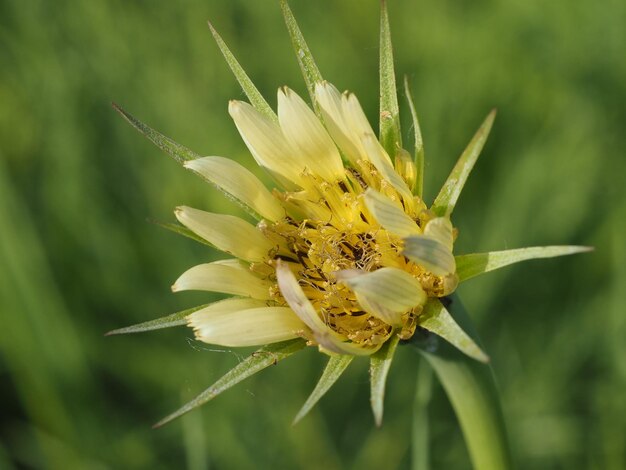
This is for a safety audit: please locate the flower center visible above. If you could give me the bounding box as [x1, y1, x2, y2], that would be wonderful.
[253, 166, 458, 347]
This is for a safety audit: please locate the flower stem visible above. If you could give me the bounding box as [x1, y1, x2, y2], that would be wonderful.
[412, 295, 513, 470]
[411, 358, 433, 470]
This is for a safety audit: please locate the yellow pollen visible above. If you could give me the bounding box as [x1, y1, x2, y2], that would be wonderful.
[255, 167, 456, 347]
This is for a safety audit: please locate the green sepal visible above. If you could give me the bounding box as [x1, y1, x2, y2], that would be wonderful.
[379, 0, 402, 157]
[456, 245, 593, 282]
[404, 76, 424, 198]
[419, 299, 489, 363]
[369, 333, 400, 426]
[153, 338, 307, 427]
[208, 22, 277, 122]
[293, 354, 353, 425]
[150, 219, 214, 247]
[431, 110, 496, 217]
[280, 0, 323, 110]
[105, 304, 210, 336]
[112, 103, 201, 164]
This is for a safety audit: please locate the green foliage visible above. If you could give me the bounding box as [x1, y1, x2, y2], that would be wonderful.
[0, 0, 624, 469]
[370, 334, 400, 427]
[294, 354, 354, 425]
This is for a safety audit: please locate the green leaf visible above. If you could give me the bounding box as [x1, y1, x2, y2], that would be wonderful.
[379, 0, 402, 157]
[154, 338, 307, 428]
[207, 22, 277, 122]
[416, 296, 512, 470]
[419, 299, 488, 362]
[404, 76, 424, 198]
[456, 245, 593, 282]
[431, 110, 496, 217]
[112, 103, 201, 164]
[149, 219, 214, 247]
[280, 0, 323, 108]
[105, 304, 210, 336]
[370, 333, 400, 426]
[293, 354, 353, 425]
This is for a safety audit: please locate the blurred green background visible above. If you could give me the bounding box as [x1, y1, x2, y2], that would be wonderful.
[1, 0, 624, 468]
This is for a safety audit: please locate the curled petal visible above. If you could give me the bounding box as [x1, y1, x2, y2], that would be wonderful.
[336, 267, 426, 326]
[175, 206, 274, 262]
[342, 93, 390, 163]
[184, 157, 284, 221]
[424, 217, 455, 250]
[403, 237, 456, 277]
[277, 87, 344, 182]
[403, 217, 456, 276]
[189, 299, 306, 347]
[172, 261, 273, 300]
[275, 261, 378, 355]
[315, 82, 365, 166]
[363, 188, 420, 237]
[229, 100, 304, 186]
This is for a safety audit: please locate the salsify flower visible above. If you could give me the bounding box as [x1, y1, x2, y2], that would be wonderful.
[110, 1, 590, 427]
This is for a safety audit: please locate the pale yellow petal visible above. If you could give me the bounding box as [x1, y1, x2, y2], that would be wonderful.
[175, 206, 273, 262]
[403, 218, 456, 276]
[184, 157, 284, 221]
[423, 217, 454, 250]
[360, 132, 414, 203]
[336, 267, 426, 326]
[228, 100, 304, 185]
[394, 148, 417, 191]
[314, 82, 365, 165]
[403, 236, 456, 276]
[342, 93, 388, 162]
[189, 301, 305, 347]
[172, 261, 272, 299]
[277, 87, 345, 182]
[275, 261, 377, 356]
[363, 188, 420, 237]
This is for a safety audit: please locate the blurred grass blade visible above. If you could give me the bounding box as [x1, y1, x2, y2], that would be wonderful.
[112, 103, 201, 164]
[280, 0, 323, 108]
[154, 339, 306, 427]
[423, 351, 511, 470]
[379, 0, 402, 157]
[412, 359, 433, 470]
[181, 386, 208, 470]
[150, 220, 214, 247]
[431, 110, 496, 217]
[293, 355, 353, 425]
[106, 304, 209, 336]
[208, 22, 277, 122]
[419, 299, 489, 363]
[456, 245, 593, 282]
[404, 76, 424, 198]
[417, 296, 512, 470]
[370, 333, 399, 426]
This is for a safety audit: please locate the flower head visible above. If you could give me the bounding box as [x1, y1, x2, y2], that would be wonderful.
[110, 1, 590, 427]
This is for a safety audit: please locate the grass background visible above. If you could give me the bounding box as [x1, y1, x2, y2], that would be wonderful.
[1, 0, 624, 468]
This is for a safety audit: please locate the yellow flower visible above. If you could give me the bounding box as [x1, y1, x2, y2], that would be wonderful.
[110, 1, 590, 426]
[177, 84, 459, 356]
